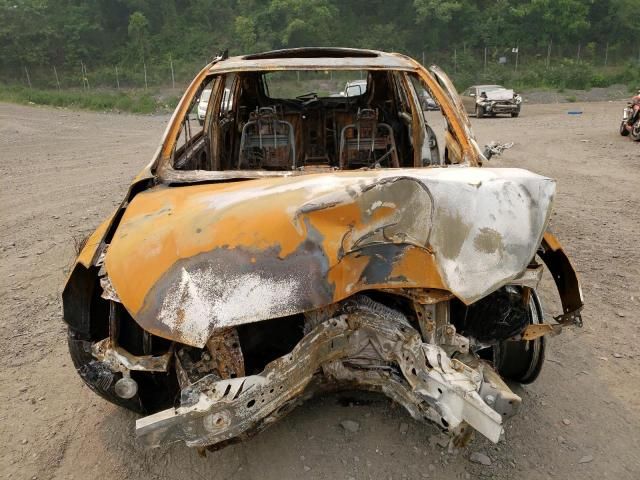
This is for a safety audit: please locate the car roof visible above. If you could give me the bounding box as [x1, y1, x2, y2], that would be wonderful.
[472, 84, 504, 89]
[208, 47, 416, 73]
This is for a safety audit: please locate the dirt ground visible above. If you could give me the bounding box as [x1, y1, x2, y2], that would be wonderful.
[0, 100, 639, 480]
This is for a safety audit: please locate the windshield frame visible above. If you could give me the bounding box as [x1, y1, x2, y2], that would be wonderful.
[153, 59, 482, 183]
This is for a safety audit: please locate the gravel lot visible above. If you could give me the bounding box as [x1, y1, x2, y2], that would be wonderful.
[0, 100, 638, 480]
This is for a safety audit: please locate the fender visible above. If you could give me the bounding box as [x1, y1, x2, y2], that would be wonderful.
[539, 231, 584, 327]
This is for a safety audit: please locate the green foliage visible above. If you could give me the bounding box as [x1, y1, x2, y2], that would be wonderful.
[0, 0, 639, 95]
[0, 85, 175, 113]
[128, 11, 150, 61]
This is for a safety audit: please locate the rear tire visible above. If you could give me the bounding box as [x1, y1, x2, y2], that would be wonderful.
[493, 290, 546, 384]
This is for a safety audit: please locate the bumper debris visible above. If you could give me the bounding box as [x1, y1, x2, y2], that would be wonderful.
[136, 297, 518, 448]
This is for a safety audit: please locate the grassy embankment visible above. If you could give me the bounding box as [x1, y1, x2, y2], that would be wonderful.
[0, 85, 180, 114]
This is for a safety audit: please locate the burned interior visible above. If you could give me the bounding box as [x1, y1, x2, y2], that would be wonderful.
[173, 68, 439, 173]
[62, 48, 583, 451]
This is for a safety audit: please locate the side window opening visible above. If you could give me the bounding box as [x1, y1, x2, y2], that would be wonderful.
[216, 73, 238, 170]
[408, 73, 467, 165]
[173, 77, 214, 170]
[388, 72, 417, 167]
[407, 74, 446, 166]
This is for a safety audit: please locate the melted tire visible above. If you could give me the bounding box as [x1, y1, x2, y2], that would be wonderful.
[493, 290, 546, 384]
[67, 328, 144, 413]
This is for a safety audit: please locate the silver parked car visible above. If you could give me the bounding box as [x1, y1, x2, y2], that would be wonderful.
[461, 85, 522, 118]
[342, 79, 367, 97]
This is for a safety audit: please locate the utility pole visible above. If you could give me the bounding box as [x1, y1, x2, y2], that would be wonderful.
[514, 45, 519, 72]
[115, 66, 120, 90]
[546, 40, 552, 69]
[169, 54, 175, 89]
[80, 61, 89, 90]
[53, 65, 61, 90]
[604, 42, 609, 66]
[484, 46, 487, 72]
[454, 48, 457, 73]
[577, 43, 581, 63]
[24, 66, 32, 89]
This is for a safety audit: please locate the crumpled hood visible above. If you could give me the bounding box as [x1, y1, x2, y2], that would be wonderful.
[105, 168, 555, 347]
[482, 89, 515, 101]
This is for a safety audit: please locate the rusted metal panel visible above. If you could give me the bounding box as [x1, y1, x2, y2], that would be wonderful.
[539, 231, 584, 326]
[92, 338, 172, 372]
[104, 167, 554, 347]
[75, 214, 114, 268]
[206, 328, 245, 379]
[208, 50, 416, 74]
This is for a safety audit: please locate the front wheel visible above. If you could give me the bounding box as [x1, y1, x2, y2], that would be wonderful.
[511, 111, 520, 118]
[476, 105, 484, 118]
[620, 121, 630, 136]
[493, 289, 546, 384]
[67, 328, 144, 412]
[632, 121, 640, 141]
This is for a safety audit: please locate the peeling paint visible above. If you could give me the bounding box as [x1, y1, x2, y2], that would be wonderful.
[104, 168, 554, 347]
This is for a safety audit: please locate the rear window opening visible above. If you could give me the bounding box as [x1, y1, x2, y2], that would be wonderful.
[171, 67, 450, 175]
[263, 70, 367, 99]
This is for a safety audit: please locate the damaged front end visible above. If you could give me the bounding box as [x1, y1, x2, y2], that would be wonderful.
[139, 294, 514, 448]
[62, 49, 583, 450]
[63, 168, 583, 450]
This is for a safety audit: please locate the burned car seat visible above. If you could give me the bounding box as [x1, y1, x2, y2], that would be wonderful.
[238, 107, 296, 169]
[339, 108, 399, 169]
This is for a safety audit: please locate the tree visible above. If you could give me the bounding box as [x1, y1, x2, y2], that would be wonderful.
[266, 0, 338, 48]
[234, 16, 257, 52]
[128, 10, 149, 61]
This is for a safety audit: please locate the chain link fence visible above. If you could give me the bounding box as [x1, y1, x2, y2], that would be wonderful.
[4, 44, 640, 93]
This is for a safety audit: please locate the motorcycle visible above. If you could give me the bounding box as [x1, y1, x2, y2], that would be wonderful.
[619, 91, 640, 141]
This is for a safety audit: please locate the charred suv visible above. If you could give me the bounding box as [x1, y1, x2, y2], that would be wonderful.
[62, 48, 583, 450]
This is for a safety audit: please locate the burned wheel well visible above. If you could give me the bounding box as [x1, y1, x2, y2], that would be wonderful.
[62, 264, 108, 340]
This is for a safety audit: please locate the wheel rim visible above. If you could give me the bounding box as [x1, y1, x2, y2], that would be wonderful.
[493, 290, 546, 384]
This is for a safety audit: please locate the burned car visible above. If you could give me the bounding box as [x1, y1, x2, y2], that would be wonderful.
[462, 85, 523, 118]
[62, 48, 582, 450]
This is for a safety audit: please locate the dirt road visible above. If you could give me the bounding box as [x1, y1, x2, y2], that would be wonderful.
[1, 101, 638, 480]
